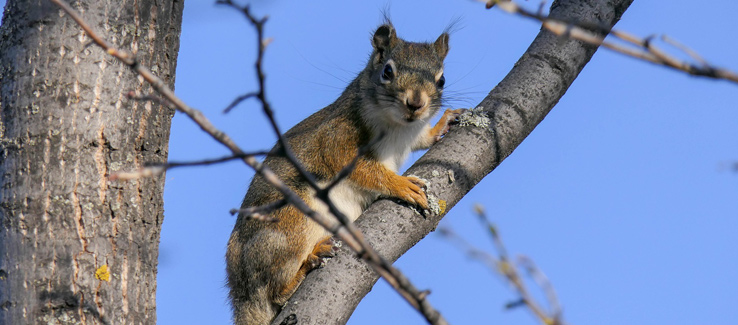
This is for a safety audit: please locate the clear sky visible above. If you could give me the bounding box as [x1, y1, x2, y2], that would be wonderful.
[156, 1, 738, 324]
[5, 0, 736, 324]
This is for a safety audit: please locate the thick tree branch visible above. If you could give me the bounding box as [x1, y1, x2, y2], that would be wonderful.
[274, 0, 634, 323]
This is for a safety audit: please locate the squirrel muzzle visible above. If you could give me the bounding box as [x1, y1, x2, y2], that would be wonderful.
[400, 80, 436, 122]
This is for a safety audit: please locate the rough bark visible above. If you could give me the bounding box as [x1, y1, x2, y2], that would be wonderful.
[273, 0, 634, 324]
[0, 0, 183, 324]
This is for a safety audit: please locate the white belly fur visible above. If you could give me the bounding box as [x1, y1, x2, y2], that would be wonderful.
[373, 121, 428, 172]
[304, 181, 378, 252]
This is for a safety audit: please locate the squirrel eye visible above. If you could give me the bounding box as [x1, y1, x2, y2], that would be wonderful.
[381, 64, 394, 82]
[436, 74, 446, 88]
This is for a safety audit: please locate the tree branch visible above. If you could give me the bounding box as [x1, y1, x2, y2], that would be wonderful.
[486, 0, 738, 84]
[274, 0, 634, 323]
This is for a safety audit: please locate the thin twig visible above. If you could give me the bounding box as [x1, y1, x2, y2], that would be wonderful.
[438, 204, 566, 325]
[473, 205, 558, 324]
[660, 35, 708, 67]
[437, 227, 499, 270]
[439, 224, 561, 325]
[216, 1, 321, 190]
[108, 153, 270, 181]
[223, 91, 259, 113]
[229, 199, 288, 222]
[482, 0, 738, 84]
[518, 256, 563, 321]
[125, 91, 172, 107]
[108, 166, 165, 181]
[146, 151, 269, 170]
[149, 152, 271, 168]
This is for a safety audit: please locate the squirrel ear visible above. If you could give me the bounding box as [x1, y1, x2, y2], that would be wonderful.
[434, 33, 450, 60]
[372, 24, 397, 57]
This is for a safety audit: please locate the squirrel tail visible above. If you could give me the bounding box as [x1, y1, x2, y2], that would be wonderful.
[228, 228, 289, 325]
[231, 287, 279, 325]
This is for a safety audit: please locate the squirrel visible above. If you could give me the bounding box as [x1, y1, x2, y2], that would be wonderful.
[226, 22, 463, 325]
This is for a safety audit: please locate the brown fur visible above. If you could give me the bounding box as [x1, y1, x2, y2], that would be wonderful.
[226, 23, 462, 324]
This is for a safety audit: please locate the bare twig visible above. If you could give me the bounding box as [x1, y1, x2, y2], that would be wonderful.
[149, 152, 271, 168]
[438, 204, 566, 325]
[223, 91, 258, 113]
[474, 205, 563, 325]
[229, 199, 288, 222]
[125, 91, 173, 107]
[518, 256, 563, 320]
[108, 166, 165, 181]
[661, 35, 708, 67]
[51, 0, 447, 323]
[214, 1, 317, 186]
[437, 227, 498, 270]
[108, 152, 270, 181]
[482, 0, 738, 84]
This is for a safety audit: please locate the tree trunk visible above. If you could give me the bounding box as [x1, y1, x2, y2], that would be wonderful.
[0, 0, 183, 324]
[273, 0, 634, 323]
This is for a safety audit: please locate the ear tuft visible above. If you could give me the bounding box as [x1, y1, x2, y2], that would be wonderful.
[372, 24, 397, 54]
[434, 33, 450, 60]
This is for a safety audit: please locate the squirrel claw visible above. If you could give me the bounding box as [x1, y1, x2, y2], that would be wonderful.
[406, 176, 427, 190]
[403, 176, 429, 210]
[304, 236, 338, 270]
[314, 236, 338, 259]
[433, 108, 466, 142]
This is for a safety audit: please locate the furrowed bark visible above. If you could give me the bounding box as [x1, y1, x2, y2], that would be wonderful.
[0, 0, 183, 323]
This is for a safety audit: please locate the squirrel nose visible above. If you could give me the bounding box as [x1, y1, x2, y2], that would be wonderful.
[406, 97, 424, 111]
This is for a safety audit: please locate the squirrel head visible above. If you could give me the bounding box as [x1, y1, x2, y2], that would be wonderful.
[364, 23, 449, 126]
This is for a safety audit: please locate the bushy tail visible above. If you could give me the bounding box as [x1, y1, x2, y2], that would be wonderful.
[231, 287, 279, 325]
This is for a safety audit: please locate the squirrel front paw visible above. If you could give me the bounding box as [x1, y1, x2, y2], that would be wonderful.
[392, 176, 429, 210]
[432, 108, 466, 142]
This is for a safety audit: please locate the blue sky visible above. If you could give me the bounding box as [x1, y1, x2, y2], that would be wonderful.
[5, 0, 736, 324]
[156, 1, 737, 324]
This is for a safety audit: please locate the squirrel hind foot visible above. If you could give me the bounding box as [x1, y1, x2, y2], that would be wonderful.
[312, 236, 339, 268]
